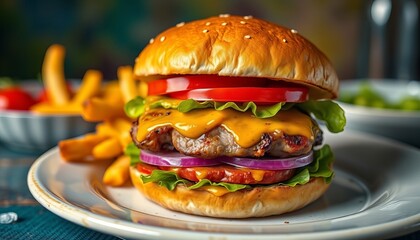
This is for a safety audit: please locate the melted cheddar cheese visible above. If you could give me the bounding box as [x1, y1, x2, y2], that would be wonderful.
[135, 108, 314, 148]
[249, 169, 266, 182]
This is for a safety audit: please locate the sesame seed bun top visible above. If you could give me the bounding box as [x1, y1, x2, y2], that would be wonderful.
[134, 15, 339, 99]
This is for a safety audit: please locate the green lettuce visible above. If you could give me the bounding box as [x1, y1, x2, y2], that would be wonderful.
[177, 99, 288, 118]
[124, 97, 146, 119]
[283, 144, 334, 186]
[125, 142, 141, 165]
[141, 170, 249, 192]
[131, 144, 335, 193]
[297, 100, 346, 133]
[124, 97, 289, 119]
[148, 98, 181, 109]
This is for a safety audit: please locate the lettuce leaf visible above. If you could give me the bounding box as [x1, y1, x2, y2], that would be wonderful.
[297, 100, 346, 133]
[124, 96, 181, 119]
[283, 144, 334, 186]
[124, 97, 146, 118]
[149, 98, 182, 109]
[133, 144, 335, 192]
[177, 99, 287, 118]
[124, 97, 289, 119]
[141, 170, 249, 192]
[125, 142, 141, 165]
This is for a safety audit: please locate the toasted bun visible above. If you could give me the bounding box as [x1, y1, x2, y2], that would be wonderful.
[134, 15, 339, 99]
[130, 166, 330, 218]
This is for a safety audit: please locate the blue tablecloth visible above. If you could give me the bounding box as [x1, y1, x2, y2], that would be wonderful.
[1, 144, 419, 240]
[0, 144, 120, 239]
[0, 205, 120, 240]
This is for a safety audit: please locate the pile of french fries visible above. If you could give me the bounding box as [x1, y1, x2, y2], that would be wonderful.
[31, 44, 103, 114]
[37, 44, 146, 187]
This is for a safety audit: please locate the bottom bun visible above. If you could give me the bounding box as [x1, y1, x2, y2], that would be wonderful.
[130, 166, 330, 218]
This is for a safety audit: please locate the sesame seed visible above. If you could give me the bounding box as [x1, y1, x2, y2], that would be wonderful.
[149, 38, 154, 44]
[240, 21, 247, 24]
[160, 36, 166, 42]
[282, 38, 287, 43]
[176, 22, 185, 27]
[221, 22, 228, 26]
[244, 15, 253, 19]
[205, 22, 211, 26]
[244, 35, 252, 39]
[203, 29, 209, 33]
[219, 14, 230, 18]
[291, 29, 298, 34]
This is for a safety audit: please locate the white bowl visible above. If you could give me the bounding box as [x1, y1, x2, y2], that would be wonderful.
[0, 110, 96, 153]
[0, 80, 96, 153]
[337, 79, 420, 148]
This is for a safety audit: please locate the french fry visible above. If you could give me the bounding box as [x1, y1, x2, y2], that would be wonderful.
[59, 134, 109, 162]
[102, 155, 130, 186]
[112, 118, 132, 132]
[96, 118, 132, 148]
[82, 97, 126, 122]
[117, 66, 138, 103]
[42, 46, 135, 186]
[97, 118, 132, 147]
[42, 44, 71, 105]
[111, 118, 132, 148]
[137, 80, 148, 98]
[31, 102, 82, 114]
[96, 121, 120, 137]
[72, 70, 102, 105]
[92, 137, 122, 160]
[99, 80, 125, 105]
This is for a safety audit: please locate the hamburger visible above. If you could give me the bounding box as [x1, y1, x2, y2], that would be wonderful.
[126, 14, 346, 218]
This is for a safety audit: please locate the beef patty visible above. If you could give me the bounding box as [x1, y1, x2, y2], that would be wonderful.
[131, 118, 323, 159]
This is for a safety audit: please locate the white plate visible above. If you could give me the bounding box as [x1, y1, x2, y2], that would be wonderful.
[28, 130, 420, 240]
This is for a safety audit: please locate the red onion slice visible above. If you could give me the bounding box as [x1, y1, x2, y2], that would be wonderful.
[140, 149, 313, 170]
[140, 150, 221, 167]
[218, 151, 313, 170]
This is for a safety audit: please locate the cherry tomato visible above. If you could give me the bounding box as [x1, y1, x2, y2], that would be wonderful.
[169, 87, 308, 103]
[148, 75, 267, 96]
[0, 87, 36, 110]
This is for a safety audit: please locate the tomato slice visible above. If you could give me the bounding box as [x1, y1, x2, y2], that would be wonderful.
[174, 165, 295, 185]
[148, 75, 309, 103]
[136, 162, 295, 185]
[148, 75, 267, 95]
[169, 87, 308, 103]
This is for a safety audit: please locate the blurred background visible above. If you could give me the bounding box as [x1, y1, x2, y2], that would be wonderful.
[1, 0, 419, 82]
